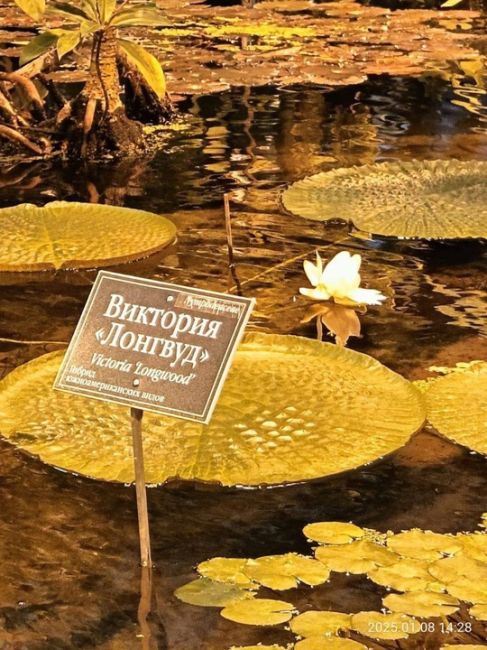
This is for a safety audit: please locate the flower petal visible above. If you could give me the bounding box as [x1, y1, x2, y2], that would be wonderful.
[303, 257, 322, 287]
[322, 251, 361, 296]
[300, 286, 331, 301]
[347, 288, 386, 305]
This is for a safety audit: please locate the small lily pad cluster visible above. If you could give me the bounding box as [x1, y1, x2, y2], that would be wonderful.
[175, 517, 487, 649]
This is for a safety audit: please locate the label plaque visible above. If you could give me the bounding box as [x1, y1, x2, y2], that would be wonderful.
[54, 271, 255, 423]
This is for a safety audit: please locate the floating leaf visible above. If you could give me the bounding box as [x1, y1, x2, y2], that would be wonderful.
[295, 639, 368, 650]
[198, 559, 255, 588]
[282, 160, 487, 239]
[457, 533, 487, 563]
[220, 598, 295, 626]
[0, 202, 176, 272]
[383, 591, 460, 618]
[175, 578, 255, 607]
[469, 605, 487, 621]
[0, 334, 424, 485]
[424, 362, 487, 455]
[386, 529, 463, 561]
[446, 578, 487, 604]
[289, 611, 352, 637]
[368, 558, 444, 593]
[303, 522, 365, 545]
[428, 554, 487, 585]
[351, 611, 419, 640]
[315, 540, 399, 574]
[243, 554, 330, 590]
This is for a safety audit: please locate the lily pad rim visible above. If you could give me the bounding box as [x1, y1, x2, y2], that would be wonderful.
[0, 332, 427, 488]
[281, 159, 487, 241]
[0, 200, 178, 272]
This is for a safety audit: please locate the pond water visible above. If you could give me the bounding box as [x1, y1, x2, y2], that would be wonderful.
[0, 68, 486, 648]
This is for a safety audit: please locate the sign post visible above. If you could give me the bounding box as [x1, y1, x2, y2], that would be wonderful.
[131, 407, 151, 567]
[54, 271, 254, 567]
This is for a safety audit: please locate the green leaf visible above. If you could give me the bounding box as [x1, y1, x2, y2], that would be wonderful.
[20, 31, 58, 65]
[99, 0, 116, 23]
[49, 1, 92, 21]
[56, 29, 81, 59]
[117, 39, 166, 98]
[80, 0, 99, 20]
[441, 0, 463, 7]
[110, 7, 164, 27]
[14, 0, 45, 19]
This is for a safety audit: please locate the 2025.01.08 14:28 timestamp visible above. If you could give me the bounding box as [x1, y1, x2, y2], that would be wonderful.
[368, 620, 473, 634]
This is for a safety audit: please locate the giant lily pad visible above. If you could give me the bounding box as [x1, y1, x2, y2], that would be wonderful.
[282, 160, 487, 239]
[0, 333, 425, 485]
[424, 362, 487, 455]
[0, 201, 177, 271]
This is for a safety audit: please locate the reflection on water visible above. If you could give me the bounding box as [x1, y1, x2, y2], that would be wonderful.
[0, 69, 486, 649]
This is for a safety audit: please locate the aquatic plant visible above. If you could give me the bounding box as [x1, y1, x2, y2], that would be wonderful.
[300, 251, 386, 306]
[421, 361, 487, 456]
[0, 333, 425, 485]
[1, 0, 171, 157]
[175, 513, 487, 647]
[282, 160, 487, 240]
[0, 201, 176, 271]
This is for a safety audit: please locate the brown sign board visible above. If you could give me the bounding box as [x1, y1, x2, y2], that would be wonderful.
[54, 271, 255, 424]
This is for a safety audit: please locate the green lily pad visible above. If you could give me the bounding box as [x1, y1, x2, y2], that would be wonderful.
[424, 362, 487, 455]
[383, 591, 460, 618]
[386, 529, 463, 561]
[243, 554, 330, 590]
[303, 522, 366, 545]
[368, 558, 444, 593]
[0, 333, 425, 485]
[0, 201, 177, 271]
[289, 611, 352, 637]
[220, 598, 295, 626]
[315, 540, 399, 574]
[174, 578, 255, 607]
[282, 160, 487, 239]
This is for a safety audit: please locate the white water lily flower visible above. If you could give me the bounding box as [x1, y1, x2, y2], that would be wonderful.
[300, 251, 386, 306]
